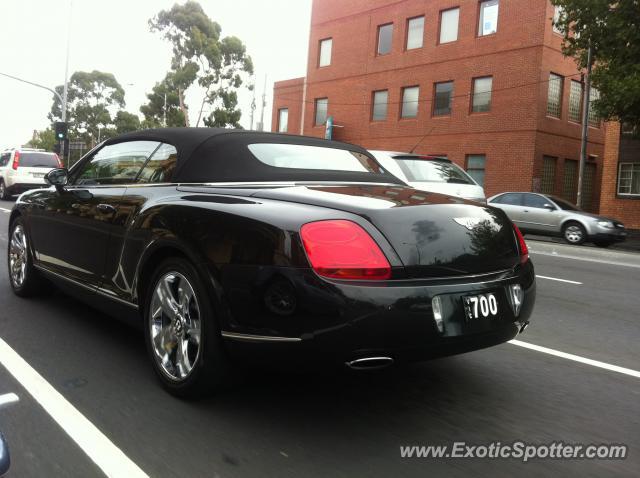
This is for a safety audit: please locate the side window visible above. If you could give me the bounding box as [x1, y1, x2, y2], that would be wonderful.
[523, 194, 551, 209]
[497, 193, 523, 206]
[137, 143, 178, 183]
[0, 153, 11, 167]
[73, 141, 160, 185]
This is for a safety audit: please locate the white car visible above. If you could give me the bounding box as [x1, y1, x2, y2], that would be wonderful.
[369, 151, 486, 202]
[0, 148, 62, 200]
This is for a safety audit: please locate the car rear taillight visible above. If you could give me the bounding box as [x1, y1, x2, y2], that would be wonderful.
[12, 151, 20, 170]
[54, 154, 63, 168]
[300, 220, 392, 280]
[513, 224, 529, 264]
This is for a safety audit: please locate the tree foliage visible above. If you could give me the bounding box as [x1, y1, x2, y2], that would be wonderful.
[25, 128, 56, 151]
[147, 1, 253, 128]
[140, 72, 188, 127]
[552, 0, 640, 127]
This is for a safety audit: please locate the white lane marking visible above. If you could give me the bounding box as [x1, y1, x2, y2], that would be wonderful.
[0, 337, 149, 478]
[536, 275, 582, 285]
[510, 340, 640, 379]
[0, 208, 10, 213]
[530, 250, 640, 269]
[0, 393, 19, 408]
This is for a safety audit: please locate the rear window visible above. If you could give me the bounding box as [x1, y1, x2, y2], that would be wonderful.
[19, 152, 59, 168]
[248, 143, 384, 174]
[395, 159, 474, 184]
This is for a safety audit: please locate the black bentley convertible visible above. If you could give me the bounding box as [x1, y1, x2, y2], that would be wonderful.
[6, 129, 535, 396]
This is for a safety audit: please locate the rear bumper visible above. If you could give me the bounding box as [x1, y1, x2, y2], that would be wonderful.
[220, 261, 536, 369]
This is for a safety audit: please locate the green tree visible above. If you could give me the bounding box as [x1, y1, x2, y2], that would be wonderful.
[140, 72, 188, 127]
[552, 0, 640, 127]
[49, 70, 127, 144]
[149, 1, 254, 128]
[25, 128, 56, 151]
[114, 111, 141, 134]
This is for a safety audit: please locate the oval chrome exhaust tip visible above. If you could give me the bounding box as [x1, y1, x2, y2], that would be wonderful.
[346, 356, 394, 370]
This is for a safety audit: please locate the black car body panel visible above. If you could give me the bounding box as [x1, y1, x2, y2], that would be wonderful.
[9, 129, 535, 369]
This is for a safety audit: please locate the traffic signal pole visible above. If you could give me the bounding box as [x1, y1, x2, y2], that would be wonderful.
[576, 43, 593, 209]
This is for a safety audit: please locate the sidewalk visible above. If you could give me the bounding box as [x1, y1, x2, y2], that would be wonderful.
[525, 229, 640, 253]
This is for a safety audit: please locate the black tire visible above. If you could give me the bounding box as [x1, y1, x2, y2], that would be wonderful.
[562, 221, 586, 245]
[593, 240, 613, 248]
[143, 257, 231, 398]
[0, 180, 9, 200]
[7, 217, 44, 297]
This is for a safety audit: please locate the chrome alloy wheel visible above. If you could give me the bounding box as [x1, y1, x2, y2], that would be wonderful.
[9, 225, 28, 288]
[150, 272, 202, 381]
[564, 225, 584, 244]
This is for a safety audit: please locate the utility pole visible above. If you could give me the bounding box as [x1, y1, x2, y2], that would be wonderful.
[60, 0, 73, 165]
[163, 93, 167, 127]
[249, 77, 257, 130]
[257, 74, 267, 131]
[576, 43, 593, 209]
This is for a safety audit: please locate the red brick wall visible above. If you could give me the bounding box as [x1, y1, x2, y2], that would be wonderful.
[600, 122, 640, 229]
[272, 77, 305, 135]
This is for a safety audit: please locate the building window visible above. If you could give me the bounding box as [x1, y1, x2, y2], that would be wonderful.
[406, 16, 425, 50]
[541, 155, 557, 194]
[278, 108, 289, 133]
[588, 88, 601, 127]
[471, 76, 492, 113]
[466, 154, 486, 186]
[377, 23, 393, 55]
[372, 90, 389, 121]
[563, 159, 578, 202]
[314, 98, 328, 126]
[547, 73, 563, 118]
[401, 86, 420, 118]
[318, 38, 332, 67]
[433, 81, 454, 116]
[439, 8, 459, 44]
[553, 5, 564, 34]
[568, 80, 583, 123]
[478, 0, 499, 36]
[618, 163, 640, 196]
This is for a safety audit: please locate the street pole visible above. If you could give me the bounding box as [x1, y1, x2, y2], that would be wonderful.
[576, 43, 593, 209]
[0, 72, 64, 108]
[258, 74, 267, 131]
[249, 76, 256, 130]
[163, 93, 167, 127]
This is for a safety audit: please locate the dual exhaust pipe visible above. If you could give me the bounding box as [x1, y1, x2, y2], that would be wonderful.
[346, 356, 394, 370]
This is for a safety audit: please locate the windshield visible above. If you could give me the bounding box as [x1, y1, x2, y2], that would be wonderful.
[549, 196, 581, 211]
[19, 152, 59, 168]
[248, 143, 384, 173]
[394, 159, 475, 184]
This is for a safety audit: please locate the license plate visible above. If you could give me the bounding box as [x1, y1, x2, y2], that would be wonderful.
[463, 293, 498, 320]
[32, 173, 45, 178]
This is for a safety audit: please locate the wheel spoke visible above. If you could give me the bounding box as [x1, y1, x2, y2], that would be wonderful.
[156, 275, 179, 319]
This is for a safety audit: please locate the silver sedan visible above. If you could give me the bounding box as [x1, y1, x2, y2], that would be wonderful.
[488, 192, 627, 247]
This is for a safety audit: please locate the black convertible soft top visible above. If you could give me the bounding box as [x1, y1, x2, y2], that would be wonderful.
[106, 128, 403, 185]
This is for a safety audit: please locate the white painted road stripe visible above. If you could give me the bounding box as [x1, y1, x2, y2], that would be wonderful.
[0, 207, 10, 213]
[536, 275, 582, 285]
[510, 340, 640, 379]
[530, 250, 640, 269]
[0, 337, 149, 478]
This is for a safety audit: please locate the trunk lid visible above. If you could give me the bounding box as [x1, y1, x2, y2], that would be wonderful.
[250, 184, 519, 278]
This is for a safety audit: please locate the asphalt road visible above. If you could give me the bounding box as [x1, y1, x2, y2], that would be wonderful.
[0, 198, 639, 477]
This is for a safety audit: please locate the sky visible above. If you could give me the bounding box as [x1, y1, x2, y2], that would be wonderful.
[0, 0, 312, 149]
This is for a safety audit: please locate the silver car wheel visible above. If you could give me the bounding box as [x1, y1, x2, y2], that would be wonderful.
[149, 272, 202, 382]
[9, 225, 28, 288]
[564, 225, 584, 244]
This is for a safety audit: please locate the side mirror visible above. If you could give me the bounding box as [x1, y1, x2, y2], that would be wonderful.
[44, 168, 69, 189]
[543, 204, 555, 211]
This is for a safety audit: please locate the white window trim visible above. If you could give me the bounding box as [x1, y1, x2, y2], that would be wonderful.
[617, 162, 640, 196]
[318, 38, 332, 67]
[478, 0, 499, 37]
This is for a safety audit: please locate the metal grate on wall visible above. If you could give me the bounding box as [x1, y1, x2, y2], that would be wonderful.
[541, 156, 557, 194]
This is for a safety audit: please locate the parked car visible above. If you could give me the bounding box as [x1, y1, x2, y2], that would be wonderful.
[0, 148, 62, 200]
[7, 129, 535, 397]
[369, 151, 486, 202]
[488, 192, 627, 247]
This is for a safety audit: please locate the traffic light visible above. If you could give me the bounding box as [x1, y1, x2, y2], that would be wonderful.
[54, 121, 68, 141]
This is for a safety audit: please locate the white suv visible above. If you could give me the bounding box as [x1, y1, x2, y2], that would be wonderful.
[0, 148, 62, 200]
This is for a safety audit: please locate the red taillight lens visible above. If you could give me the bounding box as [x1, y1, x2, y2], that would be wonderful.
[12, 151, 20, 170]
[513, 224, 529, 264]
[300, 220, 392, 280]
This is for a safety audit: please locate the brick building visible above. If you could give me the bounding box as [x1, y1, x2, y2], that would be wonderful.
[272, 0, 606, 210]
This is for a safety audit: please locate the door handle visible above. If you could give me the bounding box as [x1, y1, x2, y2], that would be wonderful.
[96, 204, 116, 214]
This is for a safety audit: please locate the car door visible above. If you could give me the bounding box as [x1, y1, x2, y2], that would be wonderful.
[28, 140, 161, 289]
[492, 193, 525, 226]
[520, 193, 558, 232]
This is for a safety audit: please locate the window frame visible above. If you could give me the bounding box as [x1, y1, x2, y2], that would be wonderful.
[478, 0, 499, 37]
[377, 23, 394, 56]
[552, 5, 564, 35]
[318, 38, 333, 67]
[400, 86, 420, 119]
[433, 81, 454, 117]
[465, 154, 486, 186]
[617, 162, 640, 197]
[406, 15, 425, 50]
[547, 72, 563, 119]
[278, 108, 289, 133]
[314, 98, 329, 126]
[438, 7, 460, 44]
[568, 80, 583, 123]
[371, 90, 389, 121]
[471, 76, 493, 113]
